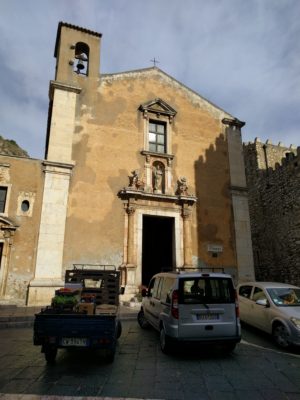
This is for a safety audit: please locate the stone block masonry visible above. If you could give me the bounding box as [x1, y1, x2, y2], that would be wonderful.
[244, 138, 300, 285]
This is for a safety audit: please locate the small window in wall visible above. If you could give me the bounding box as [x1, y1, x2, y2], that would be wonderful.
[21, 200, 30, 212]
[74, 42, 89, 76]
[149, 121, 166, 154]
[0, 187, 7, 213]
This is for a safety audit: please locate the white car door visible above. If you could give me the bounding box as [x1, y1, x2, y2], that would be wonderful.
[250, 286, 270, 332]
[238, 284, 254, 324]
[144, 277, 162, 330]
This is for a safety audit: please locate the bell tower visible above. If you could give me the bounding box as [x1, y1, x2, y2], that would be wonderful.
[46, 22, 101, 163]
[54, 21, 101, 84]
[28, 23, 102, 305]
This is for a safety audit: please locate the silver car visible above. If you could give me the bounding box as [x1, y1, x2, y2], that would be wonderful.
[137, 271, 241, 353]
[238, 282, 300, 348]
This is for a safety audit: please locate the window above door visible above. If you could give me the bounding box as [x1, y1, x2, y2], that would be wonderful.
[149, 120, 166, 154]
[139, 98, 176, 156]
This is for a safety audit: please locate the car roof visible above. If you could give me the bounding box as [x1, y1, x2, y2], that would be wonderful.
[152, 271, 233, 279]
[238, 282, 300, 289]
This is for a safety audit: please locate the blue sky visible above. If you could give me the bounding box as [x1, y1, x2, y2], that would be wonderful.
[0, 0, 299, 159]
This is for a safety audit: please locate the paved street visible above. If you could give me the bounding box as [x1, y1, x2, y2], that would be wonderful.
[0, 320, 300, 400]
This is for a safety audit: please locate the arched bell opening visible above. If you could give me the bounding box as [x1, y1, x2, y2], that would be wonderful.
[74, 42, 89, 76]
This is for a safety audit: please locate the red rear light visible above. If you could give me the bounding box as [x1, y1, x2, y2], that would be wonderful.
[171, 290, 179, 319]
[235, 290, 240, 318]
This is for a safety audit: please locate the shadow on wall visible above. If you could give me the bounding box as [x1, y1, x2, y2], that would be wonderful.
[194, 133, 236, 271]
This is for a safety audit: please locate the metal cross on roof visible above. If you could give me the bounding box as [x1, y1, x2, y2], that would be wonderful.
[150, 57, 159, 67]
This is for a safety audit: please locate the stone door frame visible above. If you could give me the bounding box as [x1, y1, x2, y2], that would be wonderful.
[136, 208, 183, 288]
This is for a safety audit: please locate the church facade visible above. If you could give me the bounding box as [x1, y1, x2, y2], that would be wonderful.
[0, 22, 254, 306]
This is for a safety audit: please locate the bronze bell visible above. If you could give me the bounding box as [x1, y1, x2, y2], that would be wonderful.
[75, 53, 87, 73]
[76, 59, 85, 72]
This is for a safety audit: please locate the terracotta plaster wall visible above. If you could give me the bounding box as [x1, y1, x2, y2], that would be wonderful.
[63, 70, 236, 270]
[0, 155, 44, 302]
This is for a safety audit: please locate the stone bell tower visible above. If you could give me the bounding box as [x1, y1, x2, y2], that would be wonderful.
[28, 23, 102, 305]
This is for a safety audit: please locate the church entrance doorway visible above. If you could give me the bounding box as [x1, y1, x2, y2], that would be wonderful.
[142, 215, 174, 286]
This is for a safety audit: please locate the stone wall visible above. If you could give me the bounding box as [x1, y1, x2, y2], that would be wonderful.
[243, 138, 300, 285]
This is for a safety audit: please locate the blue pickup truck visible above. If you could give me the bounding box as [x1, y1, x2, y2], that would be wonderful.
[33, 265, 123, 363]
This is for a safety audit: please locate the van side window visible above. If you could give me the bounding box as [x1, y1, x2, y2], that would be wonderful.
[152, 278, 162, 299]
[160, 278, 174, 304]
[148, 278, 156, 297]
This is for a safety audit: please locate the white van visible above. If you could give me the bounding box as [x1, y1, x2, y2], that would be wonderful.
[137, 270, 241, 353]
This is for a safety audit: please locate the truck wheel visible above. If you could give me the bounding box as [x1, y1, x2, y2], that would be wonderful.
[137, 310, 150, 329]
[43, 346, 57, 363]
[117, 321, 122, 339]
[106, 349, 115, 363]
[160, 326, 172, 354]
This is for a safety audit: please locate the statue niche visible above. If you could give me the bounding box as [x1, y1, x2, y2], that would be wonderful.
[152, 161, 165, 194]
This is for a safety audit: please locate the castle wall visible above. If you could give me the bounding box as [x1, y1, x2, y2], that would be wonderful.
[244, 139, 300, 285]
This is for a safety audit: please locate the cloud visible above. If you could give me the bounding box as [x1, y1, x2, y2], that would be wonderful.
[0, 0, 299, 158]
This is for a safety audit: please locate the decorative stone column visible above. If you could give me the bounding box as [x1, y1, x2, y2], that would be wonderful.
[0, 224, 17, 299]
[182, 205, 193, 267]
[28, 161, 74, 306]
[223, 117, 255, 282]
[125, 204, 137, 294]
[144, 154, 152, 192]
[165, 157, 173, 195]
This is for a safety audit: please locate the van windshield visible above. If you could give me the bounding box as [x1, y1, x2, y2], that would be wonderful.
[179, 277, 235, 304]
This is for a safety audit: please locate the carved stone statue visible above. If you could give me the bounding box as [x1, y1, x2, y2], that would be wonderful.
[176, 176, 189, 195]
[128, 170, 144, 190]
[153, 164, 163, 193]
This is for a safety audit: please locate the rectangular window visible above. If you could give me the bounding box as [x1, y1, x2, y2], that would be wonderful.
[0, 187, 7, 213]
[160, 278, 175, 304]
[179, 278, 235, 304]
[149, 121, 166, 153]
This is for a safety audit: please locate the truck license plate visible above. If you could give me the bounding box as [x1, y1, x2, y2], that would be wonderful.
[61, 338, 88, 347]
[197, 314, 219, 320]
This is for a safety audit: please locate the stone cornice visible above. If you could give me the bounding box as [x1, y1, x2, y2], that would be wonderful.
[42, 160, 75, 169]
[0, 216, 19, 229]
[222, 118, 245, 128]
[118, 188, 197, 205]
[49, 80, 82, 100]
[141, 150, 174, 160]
[230, 185, 248, 196]
[42, 160, 75, 176]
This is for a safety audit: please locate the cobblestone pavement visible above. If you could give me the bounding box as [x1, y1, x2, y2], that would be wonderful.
[0, 321, 300, 400]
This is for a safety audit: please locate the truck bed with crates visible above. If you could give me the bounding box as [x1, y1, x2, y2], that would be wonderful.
[33, 265, 123, 363]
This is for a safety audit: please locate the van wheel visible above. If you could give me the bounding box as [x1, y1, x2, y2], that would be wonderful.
[223, 343, 236, 353]
[272, 324, 290, 348]
[43, 345, 57, 364]
[160, 327, 172, 354]
[137, 310, 150, 329]
[106, 349, 115, 363]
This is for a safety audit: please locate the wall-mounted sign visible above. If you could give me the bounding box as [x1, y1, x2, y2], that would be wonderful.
[207, 244, 223, 253]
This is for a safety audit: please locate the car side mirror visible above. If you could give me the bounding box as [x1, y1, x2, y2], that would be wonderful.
[256, 299, 269, 307]
[141, 288, 147, 297]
